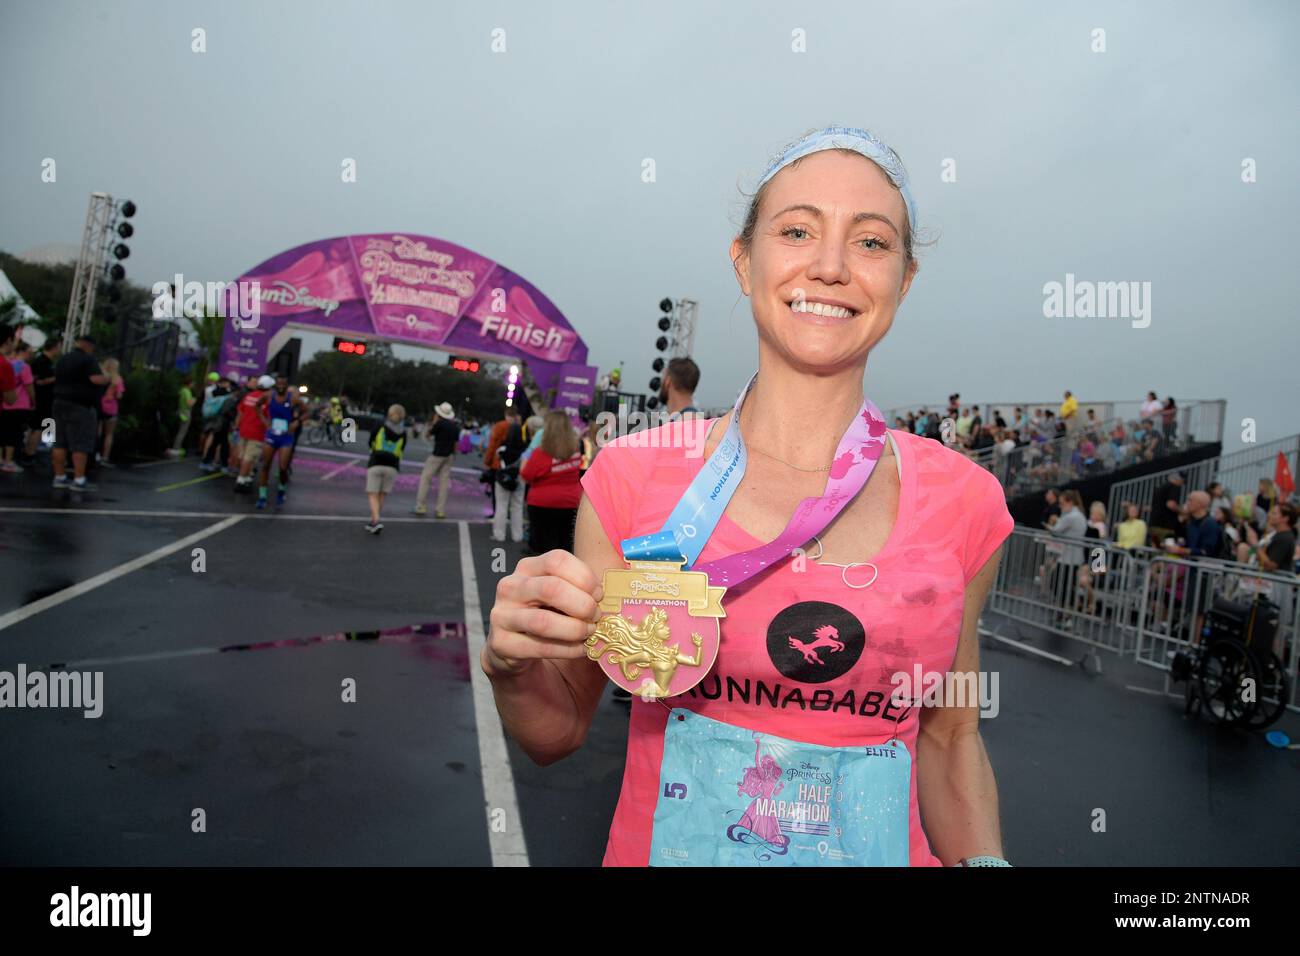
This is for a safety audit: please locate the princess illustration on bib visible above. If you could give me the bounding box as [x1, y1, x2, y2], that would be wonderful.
[728, 737, 790, 856]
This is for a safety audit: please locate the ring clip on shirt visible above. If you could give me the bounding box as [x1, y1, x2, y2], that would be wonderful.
[804, 536, 879, 589]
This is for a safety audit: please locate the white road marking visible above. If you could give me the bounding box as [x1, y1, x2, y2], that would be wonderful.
[0, 506, 491, 524]
[458, 520, 529, 867]
[0, 515, 245, 632]
[59, 647, 218, 668]
[979, 627, 1075, 666]
[319, 458, 358, 481]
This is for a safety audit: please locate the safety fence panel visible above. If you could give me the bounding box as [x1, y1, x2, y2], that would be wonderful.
[1133, 556, 1300, 713]
[989, 530, 1299, 712]
[988, 528, 1149, 656]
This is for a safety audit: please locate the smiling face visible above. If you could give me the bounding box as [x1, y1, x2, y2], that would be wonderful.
[730, 150, 918, 374]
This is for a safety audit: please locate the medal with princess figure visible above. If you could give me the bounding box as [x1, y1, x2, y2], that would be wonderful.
[585, 559, 726, 700]
[585, 371, 890, 702]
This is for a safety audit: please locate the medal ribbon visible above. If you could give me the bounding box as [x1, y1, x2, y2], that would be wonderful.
[620, 371, 889, 590]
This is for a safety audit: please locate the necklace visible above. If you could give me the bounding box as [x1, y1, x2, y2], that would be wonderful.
[732, 403, 834, 473]
[744, 443, 832, 472]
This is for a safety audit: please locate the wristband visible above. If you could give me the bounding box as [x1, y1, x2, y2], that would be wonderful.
[957, 856, 1011, 867]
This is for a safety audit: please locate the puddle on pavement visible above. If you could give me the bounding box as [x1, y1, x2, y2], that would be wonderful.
[218, 621, 466, 654]
[48, 621, 472, 680]
[220, 620, 473, 681]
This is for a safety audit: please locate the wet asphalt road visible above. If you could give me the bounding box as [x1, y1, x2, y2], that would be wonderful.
[0, 445, 1297, 865]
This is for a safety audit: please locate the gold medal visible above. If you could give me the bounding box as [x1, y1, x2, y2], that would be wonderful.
[585, 560, 727, 700]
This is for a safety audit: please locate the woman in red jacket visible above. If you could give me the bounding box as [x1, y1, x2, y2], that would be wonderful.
[520, 410, 584, 553]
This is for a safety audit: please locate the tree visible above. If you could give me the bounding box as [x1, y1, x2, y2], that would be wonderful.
[179, 309, 225, 386]
[295, 350, 510, 422]
[0, 251, 73, 332]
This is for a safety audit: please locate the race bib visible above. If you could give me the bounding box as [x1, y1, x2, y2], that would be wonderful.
[649, 709, 911, 866]
[271, 418, 289, 435]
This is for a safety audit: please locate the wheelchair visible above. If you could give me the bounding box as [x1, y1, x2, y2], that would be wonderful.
[1171, 595, 1289, 730]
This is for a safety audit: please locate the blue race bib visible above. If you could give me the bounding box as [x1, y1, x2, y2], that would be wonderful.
[271, 418, 289, 435]
[649, 709, 911, 866]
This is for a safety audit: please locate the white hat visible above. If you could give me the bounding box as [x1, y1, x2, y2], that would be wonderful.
[435, 402, 455, 419]
[258, 375, 275, 389]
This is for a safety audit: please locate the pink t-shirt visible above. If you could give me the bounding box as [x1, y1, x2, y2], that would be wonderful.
[101, 379, 125, 417]
[3, 359, 33, 411]
[580, 419, 1013, 867]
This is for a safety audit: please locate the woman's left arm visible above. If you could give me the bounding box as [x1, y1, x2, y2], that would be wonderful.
[915, 544, 1005, 866]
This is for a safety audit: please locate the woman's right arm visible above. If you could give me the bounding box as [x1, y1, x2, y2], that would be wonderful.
[483, 494, 625, 765]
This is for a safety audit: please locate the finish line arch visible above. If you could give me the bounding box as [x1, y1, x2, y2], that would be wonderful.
[217, 232, 596, 412]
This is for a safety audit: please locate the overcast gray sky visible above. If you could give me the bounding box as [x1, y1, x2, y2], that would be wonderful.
[2, 0, 1296, 448]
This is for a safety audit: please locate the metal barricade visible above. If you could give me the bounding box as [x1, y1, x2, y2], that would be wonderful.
[988, 528, 1300, 713]
[1133, 556, 1300, 713]
[988, 528, 1148, 656]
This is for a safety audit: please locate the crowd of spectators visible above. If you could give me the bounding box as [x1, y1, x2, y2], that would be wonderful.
[1037, 473, 1299, 634]
[1039, 474, 1298, 572]
[891, 390, 1189, 496]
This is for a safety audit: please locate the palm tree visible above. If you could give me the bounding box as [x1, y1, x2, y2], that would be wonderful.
[181, 308, 226, 385]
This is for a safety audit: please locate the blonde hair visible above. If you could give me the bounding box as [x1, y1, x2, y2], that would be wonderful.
[737, 145, 919, 264]
[101, 357, 120, 377]
[1090, 501, 1106, 520]
[387, 403, 406, 421]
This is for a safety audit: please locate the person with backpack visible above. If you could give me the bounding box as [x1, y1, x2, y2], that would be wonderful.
[364, 403, 407, 535]
[198, 372, 221, 461]
[484, 409, 526, 543]
[199, 375, 235, 473]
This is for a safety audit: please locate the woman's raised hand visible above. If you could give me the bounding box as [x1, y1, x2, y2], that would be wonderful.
[485, 549, 605, 677]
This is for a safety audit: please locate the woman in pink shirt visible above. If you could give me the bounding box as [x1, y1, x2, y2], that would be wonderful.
[483, 128, 1013, 867]
[98, 357, 125, 466]
[1, 340, 35, 472]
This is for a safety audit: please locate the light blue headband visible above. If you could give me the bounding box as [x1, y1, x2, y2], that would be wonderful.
[757, 126, 918, 237]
